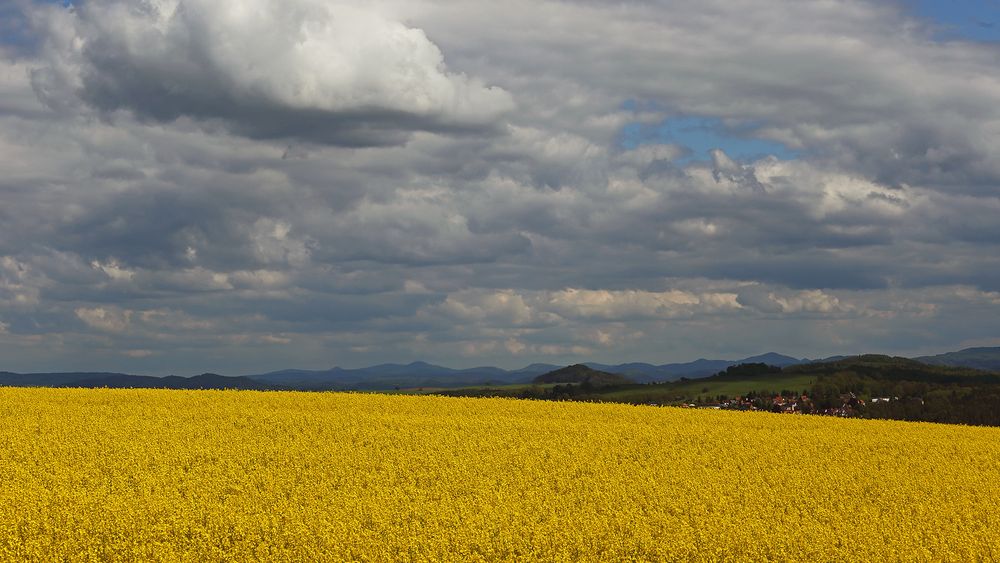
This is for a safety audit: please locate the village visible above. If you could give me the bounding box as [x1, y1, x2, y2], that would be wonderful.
[680, 391, 871, 417]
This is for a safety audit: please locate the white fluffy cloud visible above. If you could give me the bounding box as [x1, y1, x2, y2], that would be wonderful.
[422, 287, 745, 328]
[543, 288, 741, 320]
[75, 306, 132, 332]
[30, 0, 513, 144]
[0, 257, 42, 308]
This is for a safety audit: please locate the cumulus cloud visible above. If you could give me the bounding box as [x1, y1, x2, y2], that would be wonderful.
[75, 306, 132, 332]
[121, 349, 154, 358]
[29, 0, 513, 145]
[543, 288, 740, 320]
[421, 287, 743, 327]
[737, 286, 849, 315]
[433, 290, 538, 326]
[248, 219, 312, 267]
[139, 309, 216, 332]
[91, 259, 135, 282]
[0, 257, 42, 308]
[711, 150, 767, 194]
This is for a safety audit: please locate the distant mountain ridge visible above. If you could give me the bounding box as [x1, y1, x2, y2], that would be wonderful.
[251, 354, 810, 389]
[251, 362, 558, 390]
[4, 348, 997, 391]
[583, 352, 806, 382]
[916, 347, 1000, 372]
[0, 372, 273, 390]
[0, 354, 821, 391]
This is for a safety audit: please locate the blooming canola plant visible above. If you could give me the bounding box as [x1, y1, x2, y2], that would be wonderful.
[0, 388, 997, 561]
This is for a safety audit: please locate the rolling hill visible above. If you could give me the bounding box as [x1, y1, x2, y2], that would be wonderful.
[915, 347, 1000, 371]
[533, 364, 634, 386]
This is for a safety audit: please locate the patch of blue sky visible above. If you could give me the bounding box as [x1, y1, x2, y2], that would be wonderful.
[619, 116, 800, 164]
[0, 5, 33, 51]
[1, 1, 74, 53]
[904, 0, 1000, 42]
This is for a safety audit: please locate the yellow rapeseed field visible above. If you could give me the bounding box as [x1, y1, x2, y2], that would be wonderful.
[0, 388, 998, 561]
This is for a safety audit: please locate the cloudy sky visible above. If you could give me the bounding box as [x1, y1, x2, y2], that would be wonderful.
[1, 0, 999, 375]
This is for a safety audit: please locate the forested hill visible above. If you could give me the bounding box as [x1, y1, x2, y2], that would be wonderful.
[533, 364, 633, 386]
[782, 354, 1000, 383]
